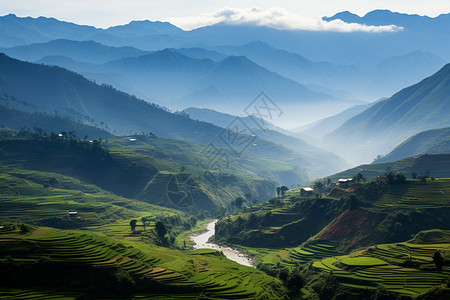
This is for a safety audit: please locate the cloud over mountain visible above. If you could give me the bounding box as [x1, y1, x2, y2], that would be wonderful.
[172, 7, 403, 32]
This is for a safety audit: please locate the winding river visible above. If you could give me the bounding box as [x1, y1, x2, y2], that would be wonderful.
[190, 219, 254, 267]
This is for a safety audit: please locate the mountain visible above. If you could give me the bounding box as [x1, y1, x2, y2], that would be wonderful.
[321, 10, 450, 68]
[104, 20, 183, 37]
[4, 11, 450, 70]
[44, 49, 354, 125]
[35, 55, 98, 72]
[1, 39, 149, 63]
[0, 14, 99, 47]
[213, 41, 365, 99]
[324, 63, 450, 164]
[375, 127, 450, 163]
[365, 51, 446, 98]
[0, 53, 349, 184]
[292, 101, 379, 139]
[11, 39, 445, 102]
[188, 55, 335, 102]
[171, 47, 227, 62]
[97, 49, 215, 105]
[0, 14, 185, 48]
[181, 55, 357, 125]
[183, 107, 350, 175]
[211, 42, 447, 100]
[323, 9, 450, 31]
[184, 107, 288, 132]
[327, 153, 450, 180]
[3, 12, 450, 104]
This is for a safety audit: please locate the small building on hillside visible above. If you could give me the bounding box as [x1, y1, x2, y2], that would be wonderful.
[300, 187, 314, 197]
[68, 211, 78, 216]
[337, 178, 353, 187]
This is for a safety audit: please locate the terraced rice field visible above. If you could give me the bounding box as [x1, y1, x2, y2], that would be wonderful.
[312, 241, 450, 297]
[289, 240, 340, 263]
[373, 179, 450, 209]
[0, 172, 179, 229]
[1, 228, 285, 299]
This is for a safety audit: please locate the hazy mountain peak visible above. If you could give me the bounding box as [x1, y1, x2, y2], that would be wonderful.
[324, 62, 450, 164]
[322, 11, 360, 23]
[105, 19, 183, 36]
[242, 40, 274, 48]
[324, 9, 450, 28]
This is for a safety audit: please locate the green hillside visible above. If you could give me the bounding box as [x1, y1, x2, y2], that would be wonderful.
[0, 132, 278, 213]
[217, 177, 450, 249]
[214, 174, 450, 298]
[0, 104, 112, 139]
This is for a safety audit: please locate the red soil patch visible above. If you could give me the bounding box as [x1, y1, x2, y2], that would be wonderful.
[318, 209, 387, 251]
[318, 209, 368, 239]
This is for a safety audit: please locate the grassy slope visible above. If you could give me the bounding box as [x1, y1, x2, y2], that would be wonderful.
[0, 134, 277, 213]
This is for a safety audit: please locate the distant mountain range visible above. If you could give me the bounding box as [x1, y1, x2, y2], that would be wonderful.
[24, 46, 357, 126]
[1, 10, 449, 102]
[324, 63, 450, 164]
[0, 39, 149, 63]
[2, 39, 445, 105]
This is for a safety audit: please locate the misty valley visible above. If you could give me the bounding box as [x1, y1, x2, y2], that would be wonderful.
[0, 7, 449, 300]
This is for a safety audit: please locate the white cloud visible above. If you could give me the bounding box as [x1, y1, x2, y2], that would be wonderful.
[170, 7, 403, 32]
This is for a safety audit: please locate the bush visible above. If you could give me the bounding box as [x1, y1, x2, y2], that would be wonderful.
[19, 223, 33, 233]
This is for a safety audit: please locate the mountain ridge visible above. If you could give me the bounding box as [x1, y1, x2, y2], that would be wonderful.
[324, 63, 450, 164]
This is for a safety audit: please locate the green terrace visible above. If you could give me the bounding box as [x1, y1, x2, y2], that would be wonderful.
[0, 227, 286, 299]
[372, 178, 450, 209]
[311, 240, 450, 297]
[0, 171, 178, 229]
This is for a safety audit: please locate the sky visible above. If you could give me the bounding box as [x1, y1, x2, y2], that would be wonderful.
[0, 0, 448, 30]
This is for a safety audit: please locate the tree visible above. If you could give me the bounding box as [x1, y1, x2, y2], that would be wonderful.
[385, 172, 395, 184]
[395, 173, 406, 183]
[353, 172, 366, 183]
[412, 172, 417, 179]
[234, 197, 244, 209]
[314, 181, 324, 191]
[418, 175, 428, 183]
[276, 186, 281, 197]
[129, 219, 137, 233]
[141, 217, 149, 231]
[155, 221, 167, 241]
[280, 186, 289, 197]
[433, 250, 444, 272]
[346, 194, 360, 210]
